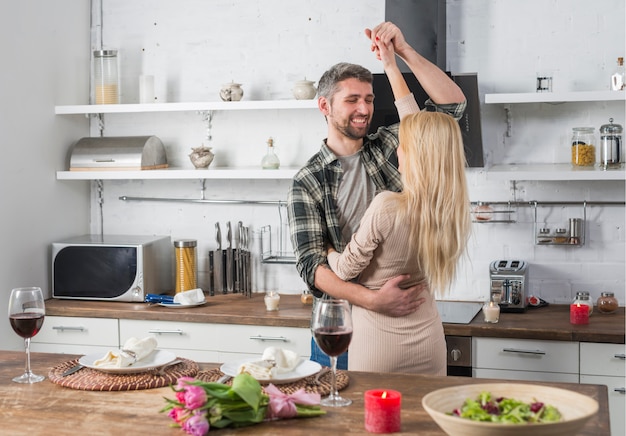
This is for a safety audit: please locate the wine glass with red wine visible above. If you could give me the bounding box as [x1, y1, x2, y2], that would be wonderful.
[311, 298, 353, 407]
[9, 287, 45, 383]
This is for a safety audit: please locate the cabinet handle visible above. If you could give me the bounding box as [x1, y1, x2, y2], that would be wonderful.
[148, 329, 184, 335]
[249, 335, 288, 342]
[52, 326, 86, 332]
[502, 348, 546, 355]
[614, 354, 626, 360]
[614, 388, 625, 394]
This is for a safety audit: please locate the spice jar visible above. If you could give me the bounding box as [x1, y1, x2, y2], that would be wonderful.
[599, 118, 623, 170]
[553, 228, 568, 244]
[93, 50, 119, 104]
[571, 127, 596, 167]
[573, 291, 593, 315]
[174, 239, 197, 293]
[473, 202, 494, 222]
[597, 292, 619, 314]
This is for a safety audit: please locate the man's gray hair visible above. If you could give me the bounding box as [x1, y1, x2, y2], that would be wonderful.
[317, 62, 373, 101]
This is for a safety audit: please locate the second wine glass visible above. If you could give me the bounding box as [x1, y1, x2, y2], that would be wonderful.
[311, 298, 353, 407]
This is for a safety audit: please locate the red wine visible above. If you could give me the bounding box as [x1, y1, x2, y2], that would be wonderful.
[10, 313, 44, 338]
[314, 327, 352, 356]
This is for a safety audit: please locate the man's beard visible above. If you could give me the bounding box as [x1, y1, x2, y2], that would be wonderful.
[331, 117, 370, 140]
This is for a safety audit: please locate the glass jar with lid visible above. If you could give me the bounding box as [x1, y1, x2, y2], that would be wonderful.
[573, 291, 593, 315]
[597, 292, 619, 314]
[599, 118, 622, 170]
[571, 127, 596, 167]
[93, 50, 120, 104]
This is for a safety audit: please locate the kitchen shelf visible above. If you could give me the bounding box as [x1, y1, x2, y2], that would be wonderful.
[484, 91, 626, 181]
[54, 100, 318, 115]
[58, 164, 626, 181]
[484, 90, 625, 104]
[486, 163, 626, 181]
[56, 167, 300, 180]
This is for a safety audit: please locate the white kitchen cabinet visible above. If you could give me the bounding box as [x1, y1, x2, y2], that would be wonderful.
[484, 91, 626, 181]
[31, 316, 119, 355]
[472, 337, 579, 382]
[119, 319, 311, 363]
[579, 342, 625, 436]
[211, 323, 311, 362]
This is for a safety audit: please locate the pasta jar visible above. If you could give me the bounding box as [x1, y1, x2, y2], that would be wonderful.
[573, 291, 593, 315]
[571, 127, 596, 167]
[597, 292, 619, 314]
[174, 239, 197, 293]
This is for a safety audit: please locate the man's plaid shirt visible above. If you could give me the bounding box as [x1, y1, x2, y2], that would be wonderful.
[287, 99, 466, 296]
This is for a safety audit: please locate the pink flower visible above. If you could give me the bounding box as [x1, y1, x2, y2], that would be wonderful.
[182, 411, 209, 436]
[183, 384, 207, 410]
[174, 377, 207, 410]
[265, 384, 321, 420]
[168, 406, 187, 424]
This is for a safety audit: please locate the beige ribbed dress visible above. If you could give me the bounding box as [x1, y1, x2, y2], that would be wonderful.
[327, 190, 446, 375]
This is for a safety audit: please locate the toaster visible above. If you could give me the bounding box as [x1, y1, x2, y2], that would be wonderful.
[489, 260, 529, 312]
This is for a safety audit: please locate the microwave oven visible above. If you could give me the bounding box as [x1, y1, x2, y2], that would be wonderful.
[52, 234, 173, 302]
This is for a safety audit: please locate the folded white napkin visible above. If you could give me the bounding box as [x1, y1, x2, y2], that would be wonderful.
[237, 347, 301, 379]
[173, 288, 205, 305]
[93, 336, 158, 368]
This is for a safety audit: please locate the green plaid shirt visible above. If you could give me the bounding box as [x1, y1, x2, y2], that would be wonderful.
[287, 99, 466, 296]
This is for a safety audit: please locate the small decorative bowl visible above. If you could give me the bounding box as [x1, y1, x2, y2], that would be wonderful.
[422, 383, 598, 436]
[189, 146, 214, 169]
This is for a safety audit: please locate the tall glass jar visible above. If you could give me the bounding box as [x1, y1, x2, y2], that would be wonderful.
[571, 127, 596, 167]
[599, 118, 623, 170]
[174, 239, 197, 293]
[93, 50, 119, 104]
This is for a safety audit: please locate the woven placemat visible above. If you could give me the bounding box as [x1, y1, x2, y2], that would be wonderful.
[48, 357, 199, 391]
[196, 367, 349, 396]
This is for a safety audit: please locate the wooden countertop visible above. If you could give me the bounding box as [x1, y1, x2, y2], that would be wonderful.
[45, 294, 625, 344]
[0, 351, 610, 435]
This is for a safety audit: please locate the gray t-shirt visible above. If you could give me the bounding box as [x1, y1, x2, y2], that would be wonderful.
[336, 150, 376, 244]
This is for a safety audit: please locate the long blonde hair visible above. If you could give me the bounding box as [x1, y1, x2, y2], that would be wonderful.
[397, 111, 471, 296]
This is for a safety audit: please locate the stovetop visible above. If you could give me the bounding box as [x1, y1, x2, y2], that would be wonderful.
[436, 300, 483, 324]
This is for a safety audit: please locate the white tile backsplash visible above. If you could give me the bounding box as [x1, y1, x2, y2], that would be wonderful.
[90, 0, 625, 306]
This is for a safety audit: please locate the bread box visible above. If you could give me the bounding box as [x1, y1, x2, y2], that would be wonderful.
[69, 136, 168, 171]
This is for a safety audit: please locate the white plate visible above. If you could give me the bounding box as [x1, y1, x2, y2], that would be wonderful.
[157, 299, 207, 308]
[220, 358, 321, 384]
[78, 349, 177, 374]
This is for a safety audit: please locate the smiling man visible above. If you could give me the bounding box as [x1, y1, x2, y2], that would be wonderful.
[287, 22, 466, 368]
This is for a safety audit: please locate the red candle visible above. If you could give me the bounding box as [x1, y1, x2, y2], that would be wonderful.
[570, 303, 589, 325]
[364, 389, 401, 433]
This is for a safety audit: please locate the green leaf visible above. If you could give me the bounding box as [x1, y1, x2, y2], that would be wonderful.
[230, 373, 265, 411]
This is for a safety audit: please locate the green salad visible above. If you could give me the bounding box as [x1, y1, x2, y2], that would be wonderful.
[450, 391, 562, 424]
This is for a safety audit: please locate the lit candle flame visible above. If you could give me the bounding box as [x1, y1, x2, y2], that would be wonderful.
[381, 391, 387, 399]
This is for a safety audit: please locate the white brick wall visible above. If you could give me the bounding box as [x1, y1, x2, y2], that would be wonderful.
[92, 0, 625, 306]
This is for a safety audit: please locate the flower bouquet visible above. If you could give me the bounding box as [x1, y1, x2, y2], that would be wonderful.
[162, 373, 326, 435]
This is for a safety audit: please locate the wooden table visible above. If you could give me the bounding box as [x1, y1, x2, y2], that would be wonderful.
[0, 351, 610, 435]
